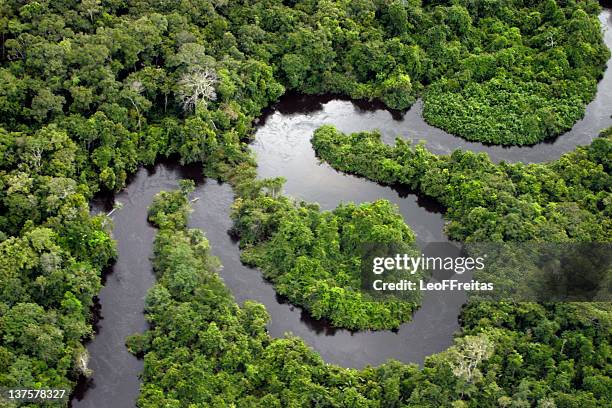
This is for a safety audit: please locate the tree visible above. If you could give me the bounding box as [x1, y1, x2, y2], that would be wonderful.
[447, 334, 494, 396]
[379, 70, 414, 110]
[177, 67, 218, 113]
[79, 0, 102, 24]
[121, 79, 152, 130]
[30, 89, 65, 123]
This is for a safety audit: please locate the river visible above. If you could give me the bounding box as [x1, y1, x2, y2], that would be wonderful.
[71, 8, 612, 408]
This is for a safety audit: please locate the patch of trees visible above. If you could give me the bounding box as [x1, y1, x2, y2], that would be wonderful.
[0, 127, 116, 401]
[0, 1, 606, 187]
[230, 186, 420, 330]
[422, 3, 610, 144]
[129, 187, 611, 407]
[312, 125, 611, 242]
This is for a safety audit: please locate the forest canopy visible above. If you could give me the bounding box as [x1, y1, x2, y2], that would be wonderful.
[230, 189, 421, 330]
[0, 0, 607, 166]
[0, 0, 610, 405]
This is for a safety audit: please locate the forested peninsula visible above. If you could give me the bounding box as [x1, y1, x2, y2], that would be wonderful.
[311, 125, 612, 243]
[0, 0, 610, 407]
[231, 192, 422, 330]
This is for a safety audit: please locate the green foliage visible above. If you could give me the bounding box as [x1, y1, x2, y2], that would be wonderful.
[379, 70, 415, 110]
[147, 180, 194, 230]
[0, 218, 115, 400]
[134, 188, 612, 407]
[0, 0, 610, 403]
[422, 4, 609, 144]
[0, 0, 605, 171]
[312, 125, 611, 242]
[231, 188, 420, 330]
[0, 124, 118, 402]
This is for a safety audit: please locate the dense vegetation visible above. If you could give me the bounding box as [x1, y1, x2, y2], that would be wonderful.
[422, 1, 610, 144]
[312, 125, 612, 242]
[129, 187, 612, 407]
[0, 126, 116, 405]
[0, 0, 609, 405]
[0, 0, 606, 177]
[230, 188, 421, 330]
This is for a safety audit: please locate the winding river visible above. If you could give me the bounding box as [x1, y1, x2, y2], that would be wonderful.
[72, 9, 612, 408]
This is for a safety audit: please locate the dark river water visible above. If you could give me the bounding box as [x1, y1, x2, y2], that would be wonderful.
[72, 9, 612, 408]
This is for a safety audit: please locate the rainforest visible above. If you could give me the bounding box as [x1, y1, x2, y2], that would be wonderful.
[0, 0, 610, 407]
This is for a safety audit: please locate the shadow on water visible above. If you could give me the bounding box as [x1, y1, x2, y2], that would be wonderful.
[73, 8, 612, 407]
